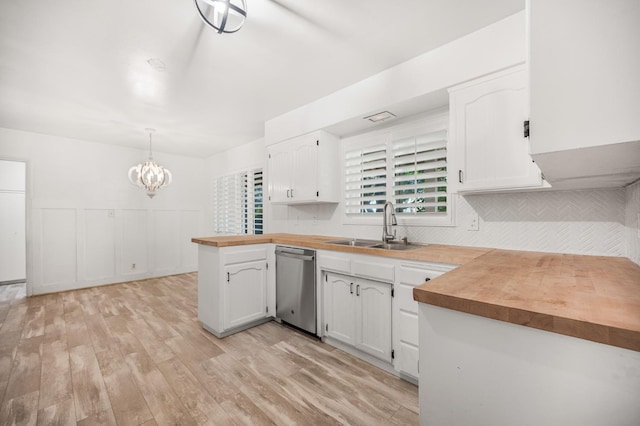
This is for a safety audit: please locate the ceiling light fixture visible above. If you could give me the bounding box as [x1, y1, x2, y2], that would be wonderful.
[364, 111, 397, 123]
[128, 129, 172, 198]
[194, 0, 247, 34]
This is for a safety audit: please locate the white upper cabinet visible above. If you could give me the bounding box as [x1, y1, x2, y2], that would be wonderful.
[267, 130, 340, 204]
[449, 65, 545, 193]
[528, 0, 640, 189]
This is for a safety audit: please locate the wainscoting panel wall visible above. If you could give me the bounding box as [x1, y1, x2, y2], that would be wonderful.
[181, 210, 200, 271]
[31, 207, 202, 295]
[84, 209, 116, 281]
[121, 209, 149, 277]
[153, 210, 181, 275]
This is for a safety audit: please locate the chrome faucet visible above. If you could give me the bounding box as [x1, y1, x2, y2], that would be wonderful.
[382, 201, 397, 242]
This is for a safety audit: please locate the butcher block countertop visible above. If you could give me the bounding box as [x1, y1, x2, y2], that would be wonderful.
[192, 233, 640, 352]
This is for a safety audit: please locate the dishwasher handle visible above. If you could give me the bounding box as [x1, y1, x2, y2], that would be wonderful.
[276, 248, 315, 261]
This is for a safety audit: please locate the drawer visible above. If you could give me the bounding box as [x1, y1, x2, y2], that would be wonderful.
[397, 264, 445, 286]
[222, 247, 268, 265]
[352, 259, 394, 282]
[397, 341, 419, 378]
[398, 310, 419, 346]
[318, 252, 351, 274]
[396, 283, 420, 314]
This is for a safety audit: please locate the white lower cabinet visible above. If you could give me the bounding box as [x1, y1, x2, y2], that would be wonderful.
[197, 244, 272, 338]
[394, 262, 456, 381]
[224, 260, 267, 330]
[355, 278, 392, 361]
[324, 273, 356, 346]
[324, 271, 392, 363]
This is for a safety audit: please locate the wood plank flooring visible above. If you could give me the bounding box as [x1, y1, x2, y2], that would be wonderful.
[0, 274, 418, 425]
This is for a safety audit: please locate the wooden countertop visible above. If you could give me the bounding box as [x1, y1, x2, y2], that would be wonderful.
[191, 233, 491, 266]
[192, 234, 640, 352]
[413, 249, 640, 352]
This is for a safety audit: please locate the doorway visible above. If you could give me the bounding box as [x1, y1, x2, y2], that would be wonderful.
[0, 159, 26, 286]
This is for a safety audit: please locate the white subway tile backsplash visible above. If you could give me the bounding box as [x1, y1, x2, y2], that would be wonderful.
[625, 181, 640, 265]
[277, 188, 630, 259]
[406, 189, 626, 256]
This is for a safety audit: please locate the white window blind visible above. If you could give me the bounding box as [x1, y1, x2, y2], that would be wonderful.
[344, 128, 448, 217]
[213, 173, 244, 234]
[345, 145, 387, 214]
[213, 168, 263, 235]
[244, 169, 263, 234]
[393, 130, 448, 214]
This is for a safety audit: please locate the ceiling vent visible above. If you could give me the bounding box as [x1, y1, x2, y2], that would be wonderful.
[364, 111, 396, 123]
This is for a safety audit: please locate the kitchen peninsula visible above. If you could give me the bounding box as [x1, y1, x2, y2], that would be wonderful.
[192, 233, 640, 425]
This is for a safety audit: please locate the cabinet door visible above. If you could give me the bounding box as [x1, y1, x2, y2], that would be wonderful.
[224, 260, 267, 329]
[324, 272, 355, 346]
[451, 66, 542, 192]
[355, 278, 392, 362]
[290, 136, 318, 202]
[268, 148, 291, 203]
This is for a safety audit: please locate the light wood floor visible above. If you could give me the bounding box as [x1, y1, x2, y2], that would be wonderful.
[0, 273, 418, 425]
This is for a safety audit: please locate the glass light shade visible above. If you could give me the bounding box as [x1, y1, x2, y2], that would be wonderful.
[194, 0, 247, 33]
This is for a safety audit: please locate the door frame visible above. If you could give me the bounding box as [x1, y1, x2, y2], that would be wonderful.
[0, 156, 31, 296]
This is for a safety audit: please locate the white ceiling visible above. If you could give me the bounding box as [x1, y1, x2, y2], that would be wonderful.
[0, 0, 524, 157]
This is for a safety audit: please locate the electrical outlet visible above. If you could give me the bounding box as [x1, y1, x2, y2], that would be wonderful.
[467, 212, 479, 231]
[132, 263, 136, 270]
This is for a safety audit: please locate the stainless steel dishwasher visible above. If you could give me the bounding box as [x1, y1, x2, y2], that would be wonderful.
[275, 246, 316, 335]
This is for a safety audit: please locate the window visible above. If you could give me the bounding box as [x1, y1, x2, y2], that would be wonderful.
[344, 115, 450, 224]
[392, 130, 448, 214]
[345, 144, 387, 214]
[212, 168, 263, 234]
[244, 169, 263, 234]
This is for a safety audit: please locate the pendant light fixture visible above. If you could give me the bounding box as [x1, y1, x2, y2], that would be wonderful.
[128, 129, 172, 198]
[194, 0, 247, 34]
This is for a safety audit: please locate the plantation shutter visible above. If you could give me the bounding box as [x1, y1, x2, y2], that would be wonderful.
[392, 130, 448, 214]
[212, 172, 244, 234]
[244, 169, 263, 234]
[345, 145, 387, 214]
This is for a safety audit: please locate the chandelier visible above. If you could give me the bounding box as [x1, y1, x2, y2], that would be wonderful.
[194, 0, 247, 34]
[128, 129, 172, 198]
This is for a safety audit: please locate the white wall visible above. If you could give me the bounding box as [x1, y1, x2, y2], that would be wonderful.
[419, 304, 640, 426]
[265, 11, 526, 144]
[0, 127, 207, 295]
[0, 159, 26, 282]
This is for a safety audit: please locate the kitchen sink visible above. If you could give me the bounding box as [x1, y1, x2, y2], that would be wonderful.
[326, 239, 381, 248]
[371, 241, 425, 251]
[326, 239, 425, 251]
